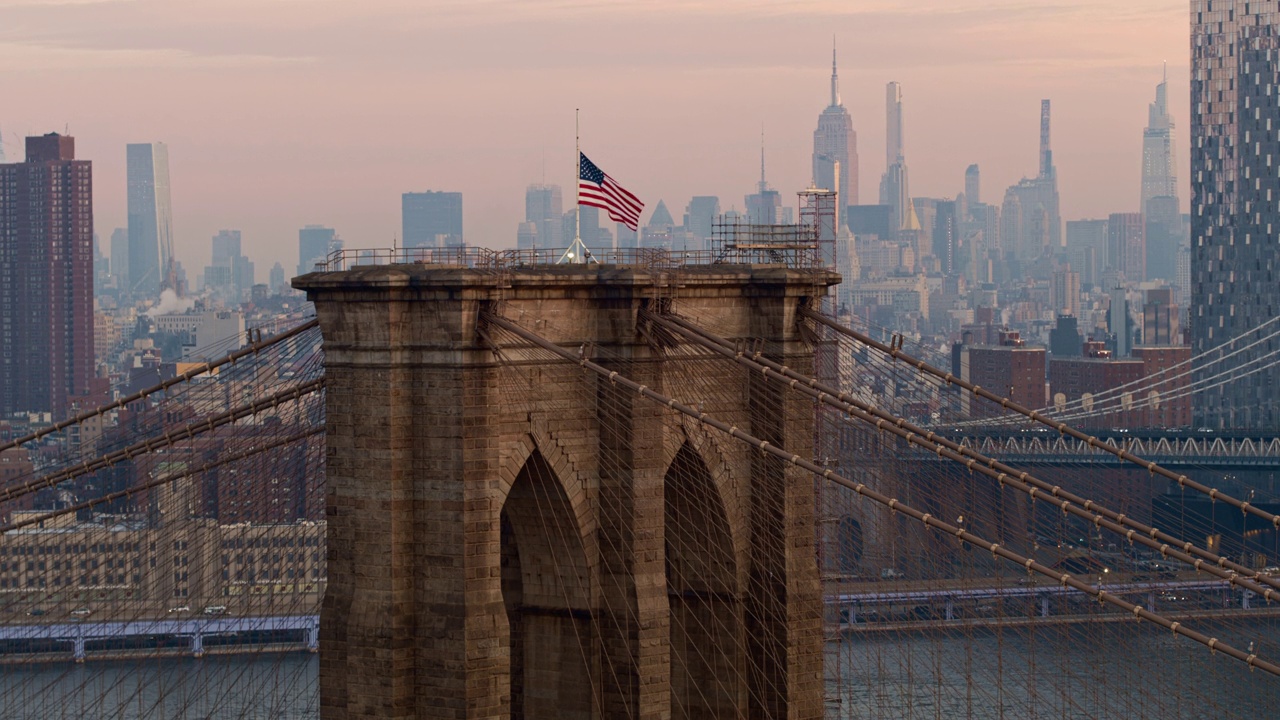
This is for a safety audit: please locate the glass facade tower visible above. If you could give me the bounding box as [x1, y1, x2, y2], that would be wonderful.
[126, 142, 173, 298]
[1191, 1, 1280, 428]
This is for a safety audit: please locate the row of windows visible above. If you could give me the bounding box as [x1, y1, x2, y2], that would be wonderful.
[225, 568, 323, 582]
[220, 536, 321, 549]
[0, 542, 140, 557]
[0, 574, 137, 589]
[223, 552, 323, 566]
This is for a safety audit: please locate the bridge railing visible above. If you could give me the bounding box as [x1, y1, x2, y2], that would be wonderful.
[311, 246, 756, 273]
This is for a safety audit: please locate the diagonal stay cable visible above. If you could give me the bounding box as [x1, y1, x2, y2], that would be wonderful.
[485, 310, 1280, 679]
[0, 378, 325, 504]
[0, 319, 320, 453]
[1018, 314, 1280, 420]
[800, 307, 1280, 532]
[652, 311, 1280, 599]
[0, 426, 325, 534]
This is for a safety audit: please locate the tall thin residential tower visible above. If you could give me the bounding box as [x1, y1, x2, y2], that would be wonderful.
[126, 143, 173, 297]
[1141, 65, 1179, 212]
[1142, 66, 1181, 282]
[879, 82, 910, 231]
[1000, 100, 1062, 265]
[885, 82, 903, 169]
[1191, 2, 1280, 428]
[813, 45, 859, 207]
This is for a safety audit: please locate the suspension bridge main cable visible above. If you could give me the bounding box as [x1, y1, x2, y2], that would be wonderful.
[982, 314, 1280, 422]
[485, 310, 1280, 678]
[0, 318, 320, 454]
[0, 378, 325, 504]
[800, 307, 1280, 532]
[0, 426, 325, 534]
[649, 311, 1280, 598]
[976, 338, 1280, 428]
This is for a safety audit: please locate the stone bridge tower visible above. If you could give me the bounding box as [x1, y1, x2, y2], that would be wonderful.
[295, 263, 834, 719]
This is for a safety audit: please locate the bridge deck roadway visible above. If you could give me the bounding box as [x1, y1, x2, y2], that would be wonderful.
[825, 579, 1239, 605]
[0, 615, 320, 662]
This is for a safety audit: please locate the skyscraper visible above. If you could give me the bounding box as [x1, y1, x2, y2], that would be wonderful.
[1065, 218, 1108, 288]
[577, 205, 613, 253]
[1039, 99, 1054, 179]
[126, 142, 173, 298]
[1191, 2, 1280, 428]
[616, 223, 638, 250]
[269, 262, 286, 295]
[1141, 66, 1179, 214]
[0, 134, 96, 418]
[516, 222, 539, 250]
[1142, 68, 1182, 282]
[885, 82, 903, 169]
[204, 230, 254, 300]
[685, 196, 720, 246]
[1107, 213, 1145, 282]
[746, 143, 782, 225]
[110, 227, 129, 291]
[931, 200, 958, 276]
[643, 200, 675, 249]
[965, 165, 981, 207]
[878, 82, 910, 232]
[813, 46, 858, 206]
[524, 184, 563, 249]
[298, 225, 339, 277]
[1000, 101, 1062, 267]
[402, 191, 463, 249]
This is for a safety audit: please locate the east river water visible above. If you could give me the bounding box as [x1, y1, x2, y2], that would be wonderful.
[2, 620, 1279, 719]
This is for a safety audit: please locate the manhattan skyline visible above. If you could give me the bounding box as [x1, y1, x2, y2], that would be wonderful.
[0, 0, 1189, 277]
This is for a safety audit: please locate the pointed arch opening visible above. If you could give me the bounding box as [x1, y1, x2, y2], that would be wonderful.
[501, 450, 594, 720]
[664, 442, 743, 718]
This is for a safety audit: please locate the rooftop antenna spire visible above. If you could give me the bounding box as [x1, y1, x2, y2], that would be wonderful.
[831, 36, 840, 106]
[0, 125, 6, 164]
[759, 124, 767, 193]
[1163, 60, 1167, 83]
[1039, 99, 1052, 179]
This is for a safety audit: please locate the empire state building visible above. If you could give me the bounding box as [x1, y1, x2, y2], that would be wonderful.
[812, 47, 859, 207]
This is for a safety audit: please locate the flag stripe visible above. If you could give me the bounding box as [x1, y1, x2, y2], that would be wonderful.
[578, 152, 644, 233]
[579, 184, 640, 228]
[602, 177, 642, 209]
[579, 192, 639, 224]
[581, 182, 640, 222]
[579, 198, 638, 229]
[601, 179, 643, 214]
[580, 191, 640, 229]
[580, 199, 639, 229]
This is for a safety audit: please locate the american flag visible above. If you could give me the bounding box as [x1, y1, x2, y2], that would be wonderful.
[578, 152, 644, 231]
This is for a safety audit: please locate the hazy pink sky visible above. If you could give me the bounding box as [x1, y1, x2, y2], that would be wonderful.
[0, 0, 1189, 278]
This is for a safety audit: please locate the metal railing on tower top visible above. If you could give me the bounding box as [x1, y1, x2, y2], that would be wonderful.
[307, 244, 839, 274]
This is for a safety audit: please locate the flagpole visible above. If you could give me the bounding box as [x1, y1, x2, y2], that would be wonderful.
[575, 108, 581, 249]
[559, 108, 593, 264]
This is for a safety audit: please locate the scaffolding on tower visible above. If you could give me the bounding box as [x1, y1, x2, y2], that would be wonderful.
[710, 185, 837, 270]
